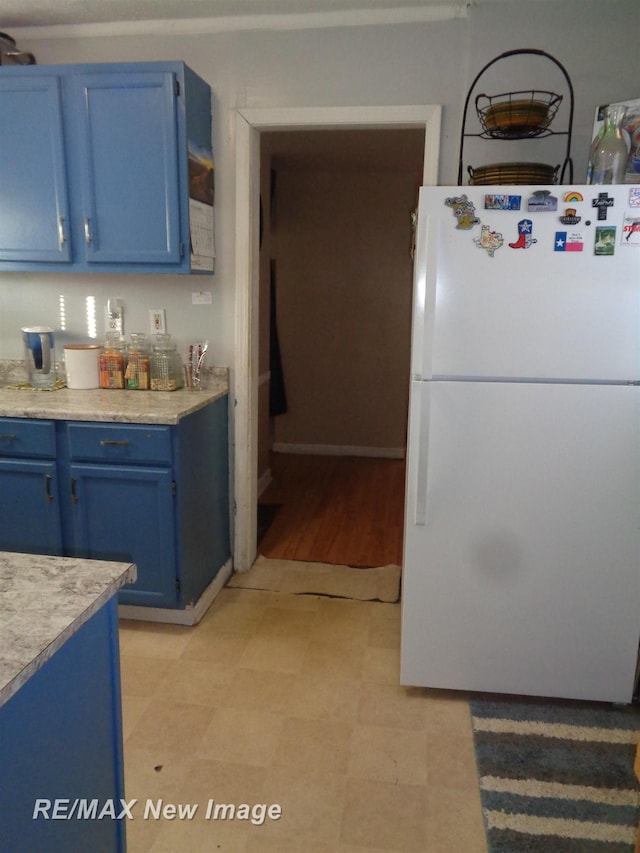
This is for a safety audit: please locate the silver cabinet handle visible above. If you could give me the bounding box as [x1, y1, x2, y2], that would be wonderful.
[100, 440, 130, 447]
[0, 434, 16, 441]
[58, 215, 66, 246]
[45, 474, 53, 503]
[84, 217, 92, 245]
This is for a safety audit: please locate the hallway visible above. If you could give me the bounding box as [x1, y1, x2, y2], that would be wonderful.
[258, 453, 406, 568]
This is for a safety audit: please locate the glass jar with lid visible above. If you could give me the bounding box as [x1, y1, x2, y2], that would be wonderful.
[99, 331, 126, 389]
[125, 332, 151, 390]
[150, 333, 184, 391]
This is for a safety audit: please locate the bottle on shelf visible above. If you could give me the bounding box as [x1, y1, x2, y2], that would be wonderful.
[587, 104, 628, 185]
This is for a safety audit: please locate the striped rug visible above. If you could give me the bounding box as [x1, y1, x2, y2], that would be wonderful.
[469, 698, 640, 852]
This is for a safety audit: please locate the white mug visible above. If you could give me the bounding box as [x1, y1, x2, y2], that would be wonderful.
[64, 344, 103, 389]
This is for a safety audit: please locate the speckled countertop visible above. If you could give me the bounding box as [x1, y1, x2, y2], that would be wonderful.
[0, 552, 136, 709]
[0, 363, 229, 425]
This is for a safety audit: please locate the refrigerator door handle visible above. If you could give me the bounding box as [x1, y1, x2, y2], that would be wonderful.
[414, 382, 431, 526]
[411, 211, 438, 381]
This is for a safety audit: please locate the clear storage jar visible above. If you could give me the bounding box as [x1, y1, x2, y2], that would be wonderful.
[99, 332, 126, 389]
[125, 332, 150, 390]
[150, 334, 184, 391]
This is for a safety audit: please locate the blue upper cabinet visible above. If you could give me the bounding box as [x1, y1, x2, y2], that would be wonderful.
[0, 62, 213, 274]
[76, 70, 182, 265]
[0, 75, 71, 263]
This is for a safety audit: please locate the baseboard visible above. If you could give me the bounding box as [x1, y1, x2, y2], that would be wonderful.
[271, 442, 405, 459]
[257, 467, 273, 497]
[118, 558, 233, 626]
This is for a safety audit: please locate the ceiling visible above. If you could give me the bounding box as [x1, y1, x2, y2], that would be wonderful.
[1, 0, 492, 30]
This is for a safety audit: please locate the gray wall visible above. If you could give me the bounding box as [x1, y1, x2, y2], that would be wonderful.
[269, 165, 416, 454]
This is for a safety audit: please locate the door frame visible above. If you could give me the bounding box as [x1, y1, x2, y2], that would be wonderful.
[233, 104, 441, 570]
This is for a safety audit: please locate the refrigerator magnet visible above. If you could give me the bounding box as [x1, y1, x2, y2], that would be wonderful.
[629, 188, 640, 208]
[621, 216, 640, 246]
[592, 192, 615, 220]
[509, 219, 537, 249]
[559, 208, 581, 225]
[594, 226, 616, 255]
[484, 194, 521, 211]
[554, 231, 584, 252]
[444, 194, 480, 230]
[563, 191, 584, 203]
[527, 190, 558, 212]
[473, 224, 504, 257]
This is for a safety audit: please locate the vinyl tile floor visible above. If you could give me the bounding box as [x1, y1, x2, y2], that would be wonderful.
[119, 586, 488, 852]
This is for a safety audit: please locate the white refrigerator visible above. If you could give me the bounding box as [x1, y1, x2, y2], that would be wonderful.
[400, 183, 640, 703]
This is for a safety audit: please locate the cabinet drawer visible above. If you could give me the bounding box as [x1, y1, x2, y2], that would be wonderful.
[0, 418, 56, 459]
[67, 423, 172, 464]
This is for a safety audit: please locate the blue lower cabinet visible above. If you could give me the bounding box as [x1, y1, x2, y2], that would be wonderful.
[0, 458, 63, 555]
[0, 597, 127, 853]
[65, 397, 230, 610]
[71, 463, 177, 607]
[0, 398, 230, 613]
[0, 419, 63, 555]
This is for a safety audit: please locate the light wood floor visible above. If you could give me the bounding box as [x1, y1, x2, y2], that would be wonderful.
[258, 452, 406, 567]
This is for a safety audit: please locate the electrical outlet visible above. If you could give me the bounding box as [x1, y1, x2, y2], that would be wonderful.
[149, 309, 166, 334]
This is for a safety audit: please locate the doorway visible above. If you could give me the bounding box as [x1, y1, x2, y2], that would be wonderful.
[234, 105, 441, 571]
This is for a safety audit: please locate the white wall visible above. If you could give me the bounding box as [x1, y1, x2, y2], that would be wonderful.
[3, 0, 639, 382]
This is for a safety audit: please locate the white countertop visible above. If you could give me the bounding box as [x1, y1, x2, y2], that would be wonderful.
[0, 373, 228, 425]
[0, 552, 136, 709]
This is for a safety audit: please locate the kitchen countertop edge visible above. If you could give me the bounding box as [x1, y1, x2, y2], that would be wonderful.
[0, 379, 228, 424]
[0, 553, 137, 710]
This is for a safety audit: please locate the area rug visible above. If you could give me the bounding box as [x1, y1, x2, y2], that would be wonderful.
[226, 555, 401, 602]
[470, 697, 640, 852]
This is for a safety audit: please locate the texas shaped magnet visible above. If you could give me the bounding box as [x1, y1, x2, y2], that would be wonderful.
[474, 224, 504, 257]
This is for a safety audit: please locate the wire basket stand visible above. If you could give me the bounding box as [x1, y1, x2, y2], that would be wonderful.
[457, 48, 574, 185]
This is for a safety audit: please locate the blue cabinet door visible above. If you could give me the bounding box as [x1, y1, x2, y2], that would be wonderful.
[0, 75, 71, 262]
[0, 598, 126, 853]
[70, 463, 178, 607]
[75, 70, 182, 265]
[0, 459, 63, 554]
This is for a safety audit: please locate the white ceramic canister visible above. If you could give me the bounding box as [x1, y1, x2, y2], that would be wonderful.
[64, 344, 103, 389]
